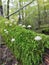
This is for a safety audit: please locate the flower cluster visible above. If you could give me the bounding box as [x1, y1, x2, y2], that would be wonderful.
[4, 29, 8, 34]
[22, 25, 26, 28]
[11, 19, 14, 22]
[11, 38, 15, 42]
[14, 22, 17, 25]
[18, 24, 32, 29]
[27, 25, 32, 28]
[34, 36, 42, 41]
[5, 21, 9, 24]
[9, 23, 12, 26]
[18, 24, 22, 26]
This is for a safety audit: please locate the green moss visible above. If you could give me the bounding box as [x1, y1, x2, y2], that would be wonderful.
[0, 16, 49, 65]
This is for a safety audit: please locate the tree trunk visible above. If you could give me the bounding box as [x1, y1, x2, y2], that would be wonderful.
[18, 0, 22, 24]
[7, 0, 10, 19]
[37, 0, 41, 29]
[43, 0, 47, 24]
[0, 0, 3, 16]
[6, 1, 33, 18]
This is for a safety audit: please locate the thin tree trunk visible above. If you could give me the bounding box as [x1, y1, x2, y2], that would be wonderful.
[7, 0, 10, 19]
[0, 0, 3, 16]
[43, 0, 47, 24]
[18, 0, 22, 24]
[6, 1, 33, 18]
[21, 2, 24, 21]
[37, 0, 41, 29]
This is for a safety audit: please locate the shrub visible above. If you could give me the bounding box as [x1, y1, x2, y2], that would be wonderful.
[0, 16, 49, 65]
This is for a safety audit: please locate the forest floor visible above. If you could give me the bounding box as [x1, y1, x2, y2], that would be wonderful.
[0, 36, 19, 65]
[0, 44, 18, 65]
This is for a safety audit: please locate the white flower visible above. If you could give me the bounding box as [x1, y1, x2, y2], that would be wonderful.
[11, 19, 14, 22]
[14, 22, 16, 24]
[9, 10, 11, 12]
[9, 24, 12, 26]
[44, 0, 47, 2]
[5, 31, 8, 34]
[15, 63, 17, 65]
[4, 29, 7, 32]
[27, 25, 31, 28]
[22, 25, 26, 28]
[5, 21, 9, 24]
[11, 38, 15, 42]
[10, 21, 13, 23]
[10, 19, 14, 23]
[34, 36, 42, 41]
[18, 24, 22, 26]
[4, 29, 8, 34]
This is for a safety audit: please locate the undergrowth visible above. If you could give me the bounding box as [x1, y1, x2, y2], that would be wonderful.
[0, 16, 49, 65]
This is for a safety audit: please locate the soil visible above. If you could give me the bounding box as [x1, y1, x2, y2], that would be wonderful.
[0, 44, 18, 65]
